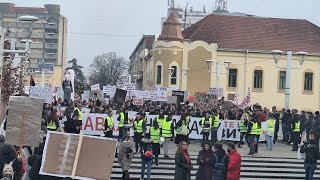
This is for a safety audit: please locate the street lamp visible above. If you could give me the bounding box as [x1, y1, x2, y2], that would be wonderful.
[271, 50, 308, 110]
[205, 60, 232, 88]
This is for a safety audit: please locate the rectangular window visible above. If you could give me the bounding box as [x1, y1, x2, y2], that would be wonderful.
[254, 70, 263, 89]
[170, 66, 177, 85]
[156, 65, 162, 84]
[304, 72, 313, 91]
[279, 71, 286, 90]
[228, 69, 237, 88]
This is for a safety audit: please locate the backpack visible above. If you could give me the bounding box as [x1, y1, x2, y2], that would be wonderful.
[142, 145, 153, 161]
[2, 159, 15, 180]
[212, 154, 227, 180]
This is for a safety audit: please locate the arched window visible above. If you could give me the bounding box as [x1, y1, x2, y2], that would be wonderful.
[155, 61, 163, 85]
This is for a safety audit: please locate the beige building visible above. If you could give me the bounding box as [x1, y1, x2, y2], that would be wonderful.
[0, 3, 67, 87]
[133, 11, 320, 111]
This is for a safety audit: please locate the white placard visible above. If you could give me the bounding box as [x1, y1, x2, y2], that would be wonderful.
[208, 88, 223, 97]
[29, 86, 54, 103]
[134, 90, 150, 100]
[90, 84, 100, 91]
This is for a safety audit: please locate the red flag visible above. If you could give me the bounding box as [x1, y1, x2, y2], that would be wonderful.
[30, 75, 35, 86]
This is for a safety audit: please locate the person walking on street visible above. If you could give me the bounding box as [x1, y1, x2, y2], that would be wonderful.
[200, 111, 212, 144]
[162, 113, 175, 159]
[211, 143, 229, 180]
[300, 138, 319, 180]
[174, 141, 193, 180]
[103, 110, 114, 138]
[140, 133, 153, 180]
[291, 114, 301, 151]
[195, 142, 213, 180]
[150, 120, 161, 166]
[133, 113, 146, 153]
[118, 136, 134, 180]
[265, 113, 275, 151]
[226, 142, 241, 180]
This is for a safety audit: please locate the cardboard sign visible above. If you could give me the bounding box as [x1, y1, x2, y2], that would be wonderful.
[113, 88, 127, 105]
[6, 96, 42, 147]
[172, 90, 184, 103]
[133, 98, 143, 106]
[167, 96, 177, 104]
[90, 84, 100, 91]
[40, 132, 117, 180]
[29, 86, 54, 103]
[208, 88, 223, 97]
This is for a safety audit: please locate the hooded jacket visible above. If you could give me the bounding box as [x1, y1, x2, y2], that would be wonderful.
[118, 141, 134, 171]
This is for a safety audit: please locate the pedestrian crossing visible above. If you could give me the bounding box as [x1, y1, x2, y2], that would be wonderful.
[111, 155, 320, 179]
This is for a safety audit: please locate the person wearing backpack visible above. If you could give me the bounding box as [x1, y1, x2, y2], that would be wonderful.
[300, 138, 319, 180]
[118, 136, 134, 180]
[211, 143, 229, 180]
[140, 133, 153, 180]
[174, 141, 193, 180]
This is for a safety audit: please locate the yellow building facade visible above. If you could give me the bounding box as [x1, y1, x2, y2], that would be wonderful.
[135, 12, 320, 111]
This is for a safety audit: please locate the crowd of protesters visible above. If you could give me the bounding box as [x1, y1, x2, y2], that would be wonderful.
[0, 93, 319, 180]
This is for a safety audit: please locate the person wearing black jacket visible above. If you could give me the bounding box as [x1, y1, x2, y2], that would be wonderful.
[305, 113, 314, 142]
[300, 139, 319, 180]
[310, 111, 320, 149]
[0, 144, 21, 180]
[291, 114, 301, 151]
[133, 114, 146, 153]
[64, 114, 81, 134]
[210, 143, 229, 180]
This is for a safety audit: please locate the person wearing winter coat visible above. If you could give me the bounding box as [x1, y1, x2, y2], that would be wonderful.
[305, 113, 314, 142]
[174, 141, 193, 180]
[300, 139, 319, 180]
[195, 142, 213, 180]
[0, 143, 22, 180]
[140, 134, 153, 180]
[211, 143, 229, 180]
[118, 136, 134, 180]
[226, 142, 241, 180]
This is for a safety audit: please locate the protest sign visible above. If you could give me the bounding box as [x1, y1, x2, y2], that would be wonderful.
[149, 91, 158, 101]
[156, 87, 169, 101]
[6, 96, 42, 147]
[113, 88, 127, 105]
[133, 98, 143, 106]
[90, 84, 100, 91]
[40, 132, 116, 180]
[134, 90, 150, 100]
[29, 86, 54, 103]
[79, 112, 266, 141]
[208, 88, 223, 97]
[167, 96, 177, 104]
[172, 90, 184, 103]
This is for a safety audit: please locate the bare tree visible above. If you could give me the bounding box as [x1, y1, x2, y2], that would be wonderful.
[89, 52, 128, 87]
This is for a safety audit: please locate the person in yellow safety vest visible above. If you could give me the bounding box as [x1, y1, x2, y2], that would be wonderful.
[175, 113, 189, 145]
[104, 111, 114, 138]
[162, 113, 174, 159]
[156, 110, 166, 129]
[117, 109, 129, 142]
[238, 110, 249, 148]
[200, 111, 212, 144]
[291, 114, 301, 151]
[133, 113, 146, 153]
[255, 118, 263, 154]
[73, 103, 83, 121]
[150, 119, 161, 166]
[46, 110, 60, 131]
[211, 110, 220, 145]
[247, 115, 258, 155]
[265, 113, 276, 151]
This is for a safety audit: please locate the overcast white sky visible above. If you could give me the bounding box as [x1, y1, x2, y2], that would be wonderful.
[4, 0, 320, 72]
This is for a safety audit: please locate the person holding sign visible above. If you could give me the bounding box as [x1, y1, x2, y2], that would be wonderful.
[104, 111, 114, 138]
[200, 111, 212, 144]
